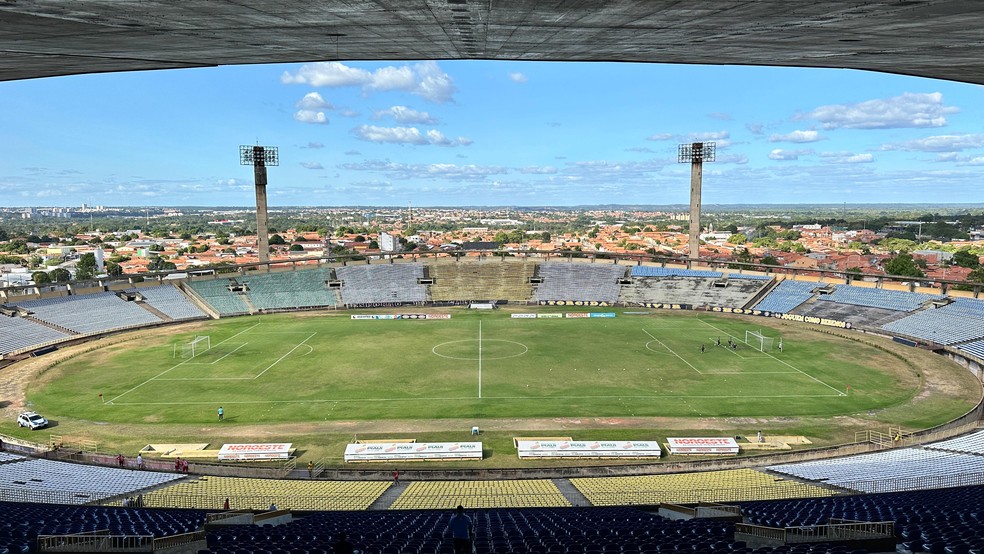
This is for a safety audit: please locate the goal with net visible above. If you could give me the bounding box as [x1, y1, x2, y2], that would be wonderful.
[744, 330, 775, 353]
[177, 335, 211, 359]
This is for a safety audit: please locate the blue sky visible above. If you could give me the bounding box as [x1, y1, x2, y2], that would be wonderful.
[2, 60, 983, 207]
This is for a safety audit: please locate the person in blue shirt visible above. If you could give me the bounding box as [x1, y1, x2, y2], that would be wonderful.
[448, 505, 472, 554]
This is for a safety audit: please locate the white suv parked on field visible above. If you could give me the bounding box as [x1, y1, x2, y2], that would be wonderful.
[17, 412, 48, 430]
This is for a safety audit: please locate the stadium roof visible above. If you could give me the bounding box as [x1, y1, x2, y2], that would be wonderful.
[2, 1, 984, 84]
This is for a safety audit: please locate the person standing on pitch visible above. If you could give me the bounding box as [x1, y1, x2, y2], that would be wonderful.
[217, 406, 224, 421]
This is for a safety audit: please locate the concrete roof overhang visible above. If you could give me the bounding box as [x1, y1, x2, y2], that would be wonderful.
[2, 1, 983, 84]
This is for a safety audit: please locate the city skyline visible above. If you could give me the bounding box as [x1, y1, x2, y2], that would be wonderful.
[2, 60, 984, 208]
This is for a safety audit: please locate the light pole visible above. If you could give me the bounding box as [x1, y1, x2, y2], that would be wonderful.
[678, 142, 715, 263]
[240, 145, 279, 263]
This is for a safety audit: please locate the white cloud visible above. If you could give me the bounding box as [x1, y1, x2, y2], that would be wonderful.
[372, 105, 437, 124]
[295, 92, 333, 110]
[708, 112, 732, 121]
[880, 133, 984, 152]
[820, 151, 874, 164]
[339, 160, 508, 181]
[508, 72, 528, 83]
[746, 123, 765, 135]
[303, 142, 325, 149]
[281, 61, 371, 87]
[687, 131, 729, 141]
[769, 130, 822, 143]
[293, 110, 328, 124]
[646, 133, 673, 141]
[768, 149, 812, 161]
[352, 125, 471, 146]
[300, 162, 324, 170]
[353, 125, 427, 145]
[282, 61, 457, 103]
[519, 166, 558, 174]
[799, 92, 958, 130]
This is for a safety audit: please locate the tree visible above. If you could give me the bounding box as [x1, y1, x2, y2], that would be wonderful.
[32, 271, 51, 284]
[760, 255, 780, 266]
[75, 253, 97, 280]
[884, 253, 925, 278]
[735, 247, 754, 262]
[49, 268, 72, 282]
[953, 249, 980, 269]
[288, 244, 305, 251]
[368, 240, 379, 249]
[105, 262, 124, 277]
[727, 233, 747, 245]
[147, 257, 176, 271]
[967, 267, 984, 283]
[0, 240, 28, 254]
[269, 234, 286, 245]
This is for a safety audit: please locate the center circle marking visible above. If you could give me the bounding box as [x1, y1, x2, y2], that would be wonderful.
[432, 339, 529, 360]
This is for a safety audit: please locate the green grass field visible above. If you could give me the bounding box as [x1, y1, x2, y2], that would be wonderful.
[28, 309, 923, 426]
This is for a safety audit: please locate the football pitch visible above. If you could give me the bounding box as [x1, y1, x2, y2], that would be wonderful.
[30, 309, 920, 425]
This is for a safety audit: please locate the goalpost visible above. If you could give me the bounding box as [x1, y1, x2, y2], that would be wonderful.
[744, 330, 776, 353]
[176, 335, 211, 359]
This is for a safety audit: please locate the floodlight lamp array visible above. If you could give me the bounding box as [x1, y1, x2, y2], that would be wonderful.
[678, 142, 716, 163]
[239, 145, 280, 166]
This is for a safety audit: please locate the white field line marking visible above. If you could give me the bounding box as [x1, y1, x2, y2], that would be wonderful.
[107, 321, 262, 403]
[183, 342, 248, 365]
[155, 377, 255, 381]
[642, 342, 675, 357]
[109, 391, 844, 406]
[478, 319, 483, 399]
[252, 332, 317, 380]
[701, 371, 799, 375]
[696, 318, 846, 396]
[642, 328, 702, 375]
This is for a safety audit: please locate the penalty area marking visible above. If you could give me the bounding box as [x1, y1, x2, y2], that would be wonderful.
[642, 328, 702, 375]
[156, 333, 317, 381]
[696, 317, 846, 396]
[643, 341, 675, 357]
[105, 322, 318, 404]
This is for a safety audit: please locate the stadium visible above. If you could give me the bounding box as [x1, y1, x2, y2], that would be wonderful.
[2, 2, 984, 554]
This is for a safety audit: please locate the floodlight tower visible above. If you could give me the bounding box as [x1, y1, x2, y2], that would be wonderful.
[678, 142, 715, 263]
[240, 145, 279, 263]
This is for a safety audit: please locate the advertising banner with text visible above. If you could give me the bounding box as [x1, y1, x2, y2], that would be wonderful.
[344, 442, 482, 462]
[516, 440, 662, 458]
[666, 437, 740, 455]
[218, 443, 293, 461]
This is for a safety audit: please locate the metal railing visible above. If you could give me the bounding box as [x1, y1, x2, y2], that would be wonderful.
[37, 532, 153, 553]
